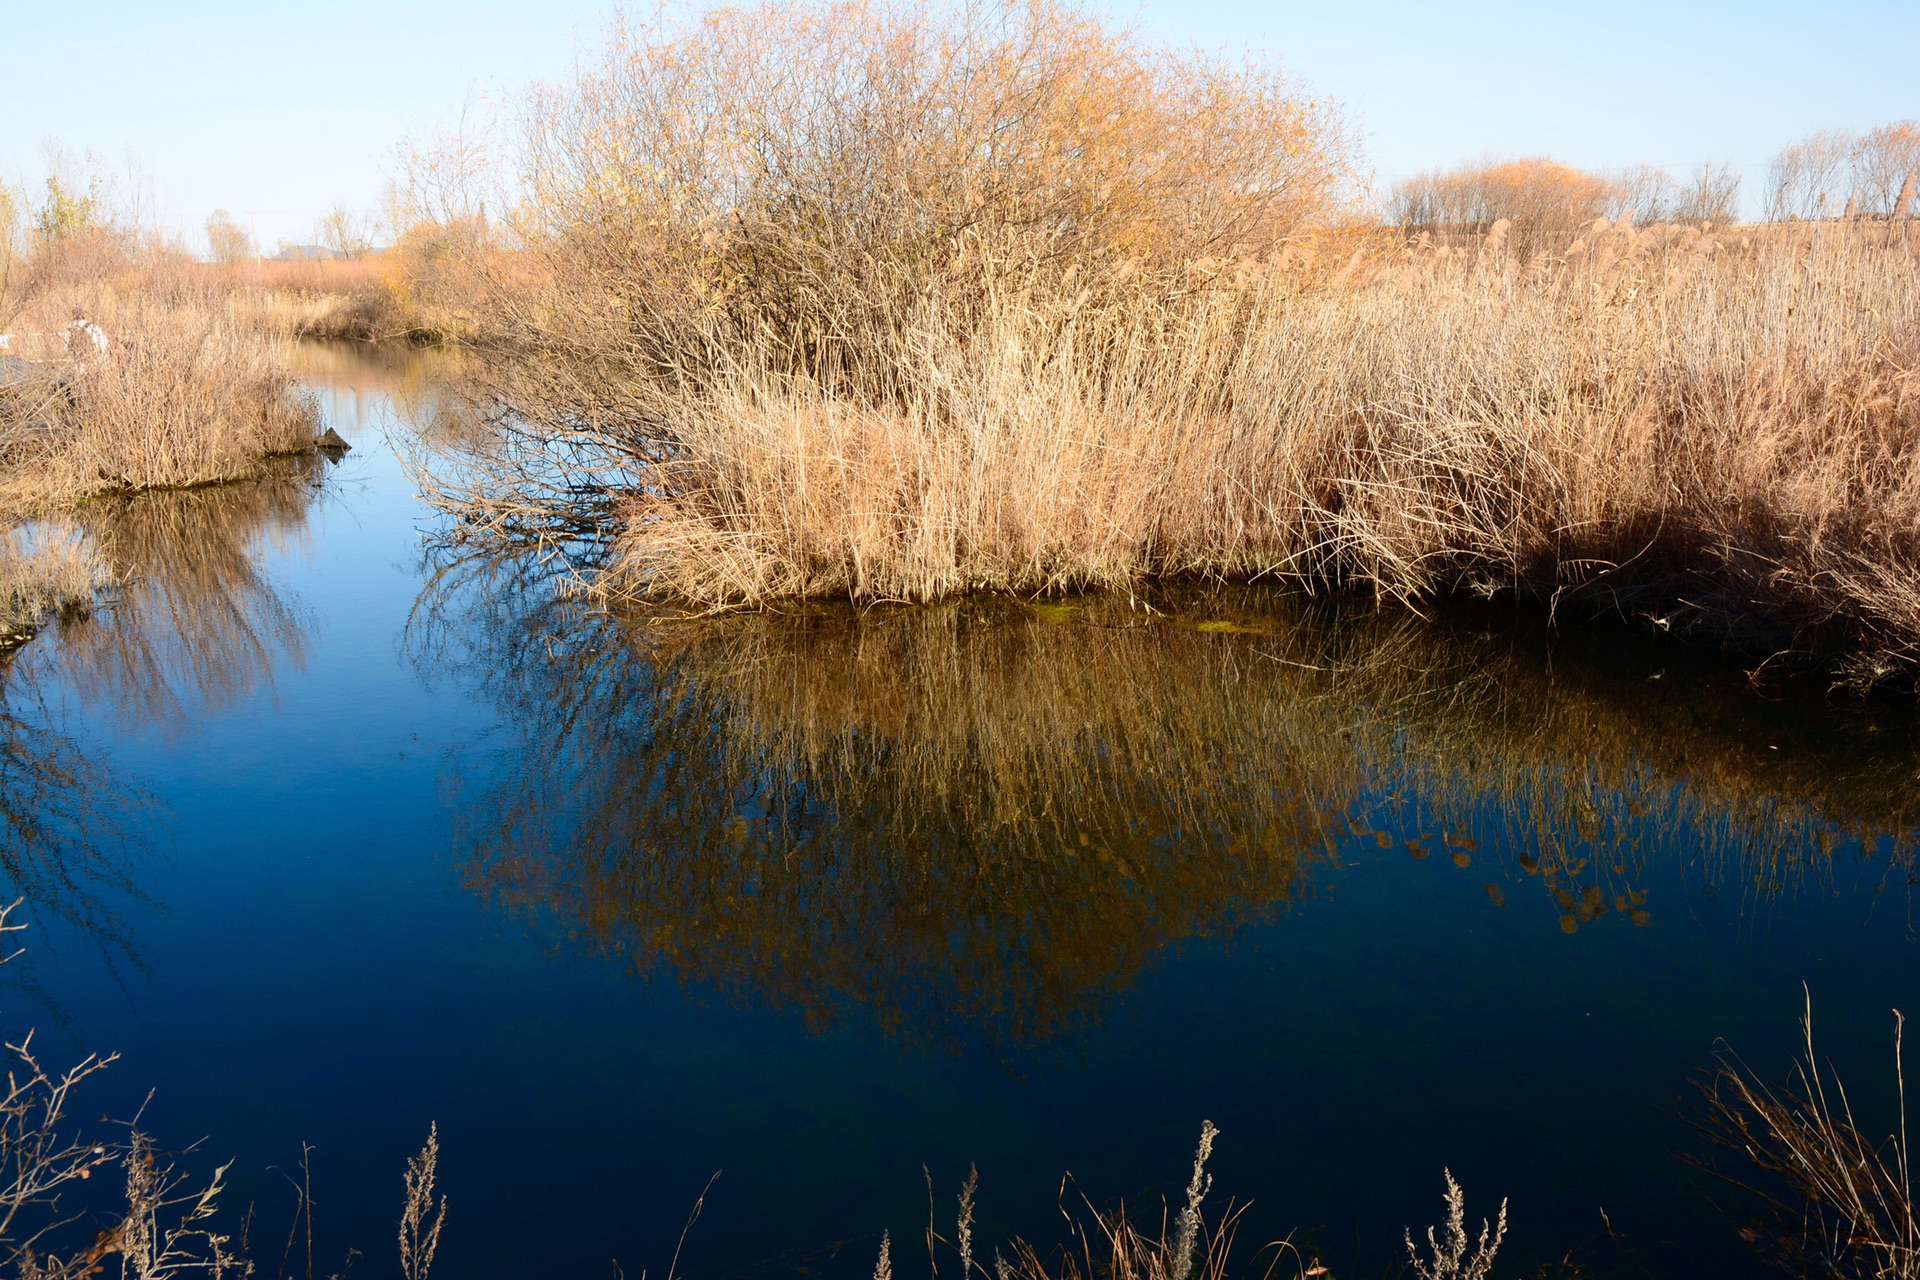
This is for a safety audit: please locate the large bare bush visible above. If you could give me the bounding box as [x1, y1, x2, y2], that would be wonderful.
[405, 0, 1356, 383]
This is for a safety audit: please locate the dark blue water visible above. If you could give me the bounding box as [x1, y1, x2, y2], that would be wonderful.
[3, 344, 1917, 1280]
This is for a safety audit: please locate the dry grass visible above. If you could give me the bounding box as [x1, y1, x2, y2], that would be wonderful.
[0, 286, 321, 517]
[1702, 995, 1920, 1278]
[430, 215, 1920, 677]
[193, 255, 425, 343]
[0, 524, 105, 642]
[401, 1, 1920, 678]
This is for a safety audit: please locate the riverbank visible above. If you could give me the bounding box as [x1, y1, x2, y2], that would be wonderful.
[390, 0, 1920, 685]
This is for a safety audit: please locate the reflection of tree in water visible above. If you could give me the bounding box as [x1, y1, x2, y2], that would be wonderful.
[427, 564, 1920, 1050]
[56, 458, 321, 730]
[0, 459, 326, 965]
[0, 649, 149, 966]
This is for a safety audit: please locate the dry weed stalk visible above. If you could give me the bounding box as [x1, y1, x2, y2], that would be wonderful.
[1402, 1170, 1506, 1280]
[1170, 1122, 1217, 1280]
[987, 1122, 1321, 1280]
[1704, 993, 1920, 1278]
[398, 1124, 446, 1280]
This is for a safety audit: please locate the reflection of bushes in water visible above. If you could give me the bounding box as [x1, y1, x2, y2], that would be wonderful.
[52, 456, 323, 729]
[0, 652, 149, 964]
[445, 587, 1340, 1050]
[0, 461, 327, 963]
[438, 571, 1920, 1047]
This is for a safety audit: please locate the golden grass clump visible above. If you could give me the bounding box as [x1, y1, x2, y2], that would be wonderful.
[0, 288, 321, 516]
[447, 218, 1920, 675]
[0, 523, 105, 641]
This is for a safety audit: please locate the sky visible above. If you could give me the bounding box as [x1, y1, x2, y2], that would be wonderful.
[2, 0, 1915, 251]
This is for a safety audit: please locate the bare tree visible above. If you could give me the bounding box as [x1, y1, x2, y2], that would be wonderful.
[1767, 129, 1856, 220]
[203, 210, 253, 265]
[314, 204, 374, 259]
[1854, 121, 1920, 217]
[1672, 162, 1743, 224]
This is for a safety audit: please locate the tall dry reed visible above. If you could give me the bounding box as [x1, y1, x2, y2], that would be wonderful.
[403, 3, 1920, 678]
[0, 288, 320, 516]
[1703, 994, 1920, 1278]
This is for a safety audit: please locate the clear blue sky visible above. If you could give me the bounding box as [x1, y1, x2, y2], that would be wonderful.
[2, 1, 1914, 249]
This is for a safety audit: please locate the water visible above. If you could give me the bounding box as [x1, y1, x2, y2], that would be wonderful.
[4, 342, 1918, 1279]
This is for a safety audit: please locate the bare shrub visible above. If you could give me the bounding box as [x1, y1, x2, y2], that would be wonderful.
[1858, 122, 1920, 219]
[1768, 129, 1857, 221]
[1768, 122, 1920, 221]
[402, 0, 1356, 372]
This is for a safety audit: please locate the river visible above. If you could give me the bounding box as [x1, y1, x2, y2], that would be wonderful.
[2, 342, 1916, 1279]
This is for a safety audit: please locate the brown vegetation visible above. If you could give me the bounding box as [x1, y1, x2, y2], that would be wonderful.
[398, 2, 1920, 680]
[0, 288, 320, 517]
[1767, 120, 1920, 221]
[0, 177, 331, 635]
[1703, 996, 1920, 1279]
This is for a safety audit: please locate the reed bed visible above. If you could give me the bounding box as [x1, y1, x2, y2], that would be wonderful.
[0, 287, 322, 518]
[191, 254, 424, 343]
[0, 523, 105, 642]
[407, 0, 1920, 678]
[428, 220, 1920, 678]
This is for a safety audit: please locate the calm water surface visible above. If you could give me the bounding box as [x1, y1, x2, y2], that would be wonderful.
[4, 343, 1918, 1279]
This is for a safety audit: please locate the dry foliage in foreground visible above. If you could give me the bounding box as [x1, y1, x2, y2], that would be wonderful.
[869, 1125, 1500, 1280]
[0, 897, 447, 1280]
[1702, 996, 1920, 1279]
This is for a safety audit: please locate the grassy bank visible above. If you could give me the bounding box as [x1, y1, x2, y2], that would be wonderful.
[0, 222, 335, 637]
[188, 254, 430, 344]
[400, 0, 1920, 680]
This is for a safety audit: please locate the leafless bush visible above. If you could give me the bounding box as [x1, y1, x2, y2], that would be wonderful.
[1608, 162, 1741, 226]
[1768, 121, 1920, 220]
[1390, 157, 1613, 251]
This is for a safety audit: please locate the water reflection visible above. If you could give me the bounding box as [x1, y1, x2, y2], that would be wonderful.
[54, 460, 324, 730]
[0, 648, 148, 962]
[0, 457, 330, 961]
[430, 568, 1920, 1052]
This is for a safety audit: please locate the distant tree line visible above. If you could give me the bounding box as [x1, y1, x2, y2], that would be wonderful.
[1390, 120, 1918, 253]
